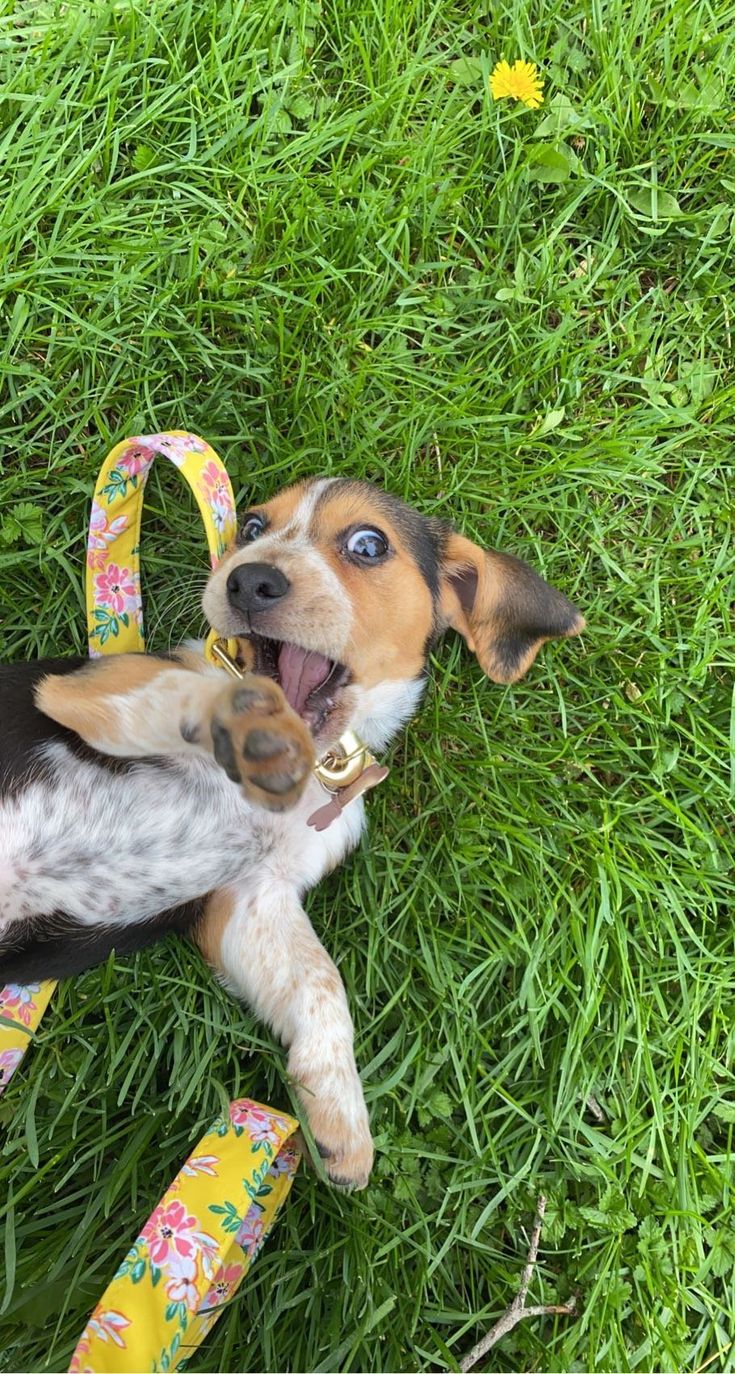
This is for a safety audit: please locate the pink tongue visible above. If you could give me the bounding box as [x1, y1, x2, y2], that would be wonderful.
[278, 643, 333, 715]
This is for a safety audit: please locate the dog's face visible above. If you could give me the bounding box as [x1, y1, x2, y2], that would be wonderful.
[202, 478, 584, 751]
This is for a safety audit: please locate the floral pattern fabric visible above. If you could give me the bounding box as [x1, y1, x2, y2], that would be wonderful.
[69, 1099, 300, 1372]
[86, 431, 237, 656]
[0, 981, 56, 1094]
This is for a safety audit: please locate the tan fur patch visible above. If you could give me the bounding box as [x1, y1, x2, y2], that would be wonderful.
[36, 656, 179, 747]
[195, 887, 235, 966]
[259, 480, 316, 530]
[36, 655, 229, 758]
[308, 490, 434, 688]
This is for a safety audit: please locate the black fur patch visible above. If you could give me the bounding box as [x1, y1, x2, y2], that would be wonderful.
[0, 658, 126, 798]
[487, 550, 582, 680]
[0, 898, 205, 982]
[0, 655, 187, 799]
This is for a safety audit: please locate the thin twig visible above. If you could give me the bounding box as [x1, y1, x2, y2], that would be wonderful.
[460, 1196, 577, 1372]
[516, 1191, 546, 1306]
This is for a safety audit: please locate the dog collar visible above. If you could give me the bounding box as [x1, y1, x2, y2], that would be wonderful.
[205, 635, 389, 831]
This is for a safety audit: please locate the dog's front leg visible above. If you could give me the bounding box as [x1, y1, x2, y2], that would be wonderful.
[197, 885, 374, 1190]
[36, 654, 314, 812]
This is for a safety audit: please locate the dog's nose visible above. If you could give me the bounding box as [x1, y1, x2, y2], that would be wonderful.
[226, 562, 290, 614]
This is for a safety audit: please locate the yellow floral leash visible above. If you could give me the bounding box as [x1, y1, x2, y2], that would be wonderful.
[0, 432, 301, 1373]
[70, 1100, 300, 1373]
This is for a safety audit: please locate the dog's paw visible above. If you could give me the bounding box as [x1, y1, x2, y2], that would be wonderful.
[210, 676, 315, 811]
[301, 1087, 374, 1190]
[315, 1123, 375, 1191]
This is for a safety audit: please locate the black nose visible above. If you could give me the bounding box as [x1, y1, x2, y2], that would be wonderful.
[226, 562, 290, 615]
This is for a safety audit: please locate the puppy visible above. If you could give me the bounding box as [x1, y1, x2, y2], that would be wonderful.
[0, 478, 583, 1186]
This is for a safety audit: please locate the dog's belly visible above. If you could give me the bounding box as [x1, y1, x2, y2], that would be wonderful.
[0, 742, 363, 932]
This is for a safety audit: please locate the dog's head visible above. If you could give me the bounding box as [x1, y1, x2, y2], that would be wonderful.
[202, 478, 584, 750]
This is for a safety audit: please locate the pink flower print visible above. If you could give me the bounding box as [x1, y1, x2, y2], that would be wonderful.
[68, 1338, 92, 1373]
[141, 1199, 198, 1268]
[116, 443, 156, 478]
[0, 1047, 24, 1090]
[144, 432, 207, 467]
[155, 431, 206, 464]
[229, 1099, 287, 1145]
[88, 1309, 131, 1348]
[198, 1261, 244, 1312]
[89, 500, 107, 539]
[87, 502, 129, 570]
[194, 1229, 220, 1282]
[90, 500, 129, 538]
[198, 460, 233, 510]
[0, 983, 39, 1026]
[181, 1153, 220, 1179]
[94, 564, 137, 616]
[180, 432, 207, 452]
[165, 1253, 200, 1311]
[236, 1209, 265, 1257]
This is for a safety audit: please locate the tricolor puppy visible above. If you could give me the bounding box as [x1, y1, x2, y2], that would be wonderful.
[0, 479, 583, 1187]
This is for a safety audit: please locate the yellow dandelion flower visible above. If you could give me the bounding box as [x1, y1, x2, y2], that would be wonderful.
[490, 59, 544, 109]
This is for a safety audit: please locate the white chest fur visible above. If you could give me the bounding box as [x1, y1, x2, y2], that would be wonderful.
[0, 745, 365, 930]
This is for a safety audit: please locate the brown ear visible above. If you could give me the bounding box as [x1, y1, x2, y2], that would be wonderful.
[439, 532, 585, 684]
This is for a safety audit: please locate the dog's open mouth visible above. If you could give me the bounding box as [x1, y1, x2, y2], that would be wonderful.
[247, 634, 350, 732]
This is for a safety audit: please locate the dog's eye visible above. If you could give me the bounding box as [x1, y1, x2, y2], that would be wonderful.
[241, 514, 265, 543]
[345, 527, 389, 563]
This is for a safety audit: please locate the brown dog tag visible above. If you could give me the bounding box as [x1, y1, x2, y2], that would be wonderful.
[307, 764, 389, 832]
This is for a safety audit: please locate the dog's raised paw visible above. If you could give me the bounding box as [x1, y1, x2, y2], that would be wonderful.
[210, 676, 315, 811]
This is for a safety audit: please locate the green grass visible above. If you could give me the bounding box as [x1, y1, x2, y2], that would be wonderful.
[0, 0, 734, 1369]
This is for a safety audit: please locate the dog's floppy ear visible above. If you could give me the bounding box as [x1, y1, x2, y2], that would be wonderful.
[438, 531, 585, 684]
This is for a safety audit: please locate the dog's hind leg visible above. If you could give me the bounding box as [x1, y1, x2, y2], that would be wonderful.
[196, 884, 374, 1190]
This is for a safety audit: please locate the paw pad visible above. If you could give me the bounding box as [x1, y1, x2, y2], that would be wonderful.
[242, 728, 290, 762]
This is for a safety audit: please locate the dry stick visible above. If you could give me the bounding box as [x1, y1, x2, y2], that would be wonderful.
[460, 1195, 577, 1373]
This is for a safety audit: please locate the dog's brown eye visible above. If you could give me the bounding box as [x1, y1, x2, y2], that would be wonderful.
[345, 527, 389, 563]
[241, 515, 265, 543]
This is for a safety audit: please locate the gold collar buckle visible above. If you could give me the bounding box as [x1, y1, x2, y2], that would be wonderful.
[313, 731, 375, 791]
